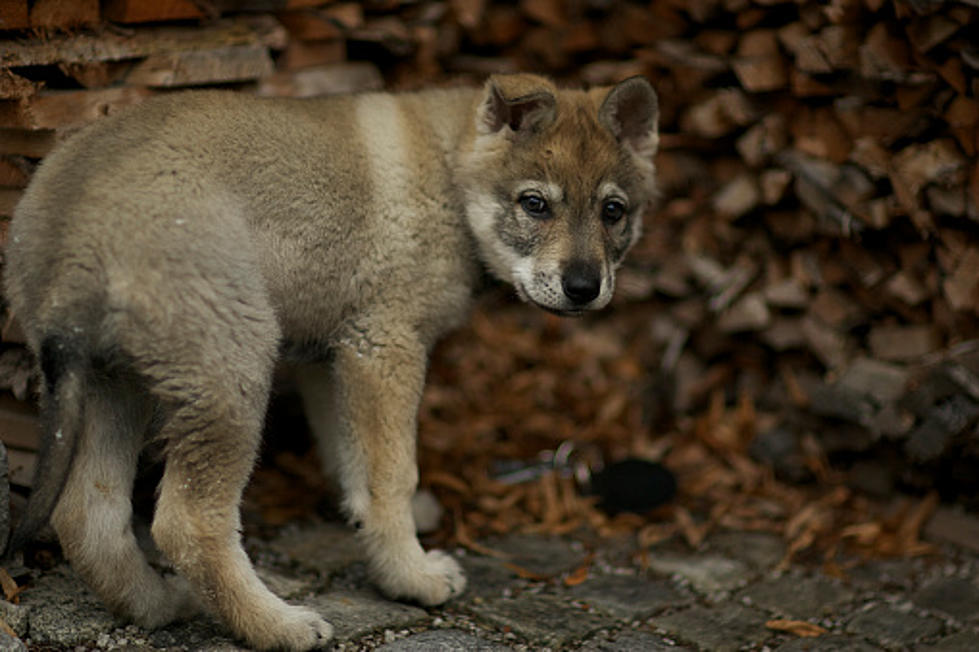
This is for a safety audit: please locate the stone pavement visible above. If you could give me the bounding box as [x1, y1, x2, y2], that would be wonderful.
[1, 520, 978, 651]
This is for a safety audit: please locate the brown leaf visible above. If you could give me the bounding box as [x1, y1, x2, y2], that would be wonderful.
[766, 619, 827, 637]
[502, 561, 550, 581]
[0, 616, 17, 639]
[563, 553, 594, 587]
[0, 568, 22, 603]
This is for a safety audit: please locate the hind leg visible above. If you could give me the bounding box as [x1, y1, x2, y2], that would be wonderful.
[50, 377, 199, 628]
[148, 352, 332, 651]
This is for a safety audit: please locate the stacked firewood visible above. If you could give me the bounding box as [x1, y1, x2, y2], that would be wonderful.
[1, 0, 978, 543]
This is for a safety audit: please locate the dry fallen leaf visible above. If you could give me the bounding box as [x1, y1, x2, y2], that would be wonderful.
[766, 619, 828, 637]
[0, 616, 17, 638]
[502, 561, 550, 581]
[564, 564, 589, 586]
[0, 568, 22, 604]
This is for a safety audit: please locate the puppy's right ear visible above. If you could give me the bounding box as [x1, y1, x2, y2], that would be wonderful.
[477, 75, 557, 136]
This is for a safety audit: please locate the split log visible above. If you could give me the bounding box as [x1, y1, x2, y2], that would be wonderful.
[126, 45, 275, 87]
[29, 0, 99, 29]
[0, 87, 153, 130]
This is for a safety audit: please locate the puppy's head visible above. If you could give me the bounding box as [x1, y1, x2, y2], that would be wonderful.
[459, 73, 658, 315]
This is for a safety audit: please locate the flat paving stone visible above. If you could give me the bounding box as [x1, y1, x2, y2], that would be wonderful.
[646, 554, 753, 594]
[469, 593, 613, 647]
[847, 559, 920, 590]
[650, 603, 770, 652]
[457, 554, 528, 600]
[912, 577, 979, 621]
[917, 631, 979, 651]
[457, 535, 588, 600]
[707, 531, 788, 571]
[374, 629, 512, 651]
[845, 603, 944, 649]
[484, 534, 588, 578]
[579, 628, 690, 650]
[568, 573, 684, 620]
[739, 573, 854, 619]
[267, 521, 364, 577]
[774, 634, 882, 651]
[304, 589, 429, 641]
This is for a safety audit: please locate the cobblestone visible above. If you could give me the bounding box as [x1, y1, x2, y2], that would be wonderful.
[567, 573, 682, 620]
[469, 593, 612, 648]
[738, 573, 854, 619]
[912, 577, 979, 622]
[706, 531, 786, 571]
[304, 589, 429, 641]
[774, 634, 881, 651]
[917, 630, 979, 651]
[845, 603, 945, 649]
[577, 629, 686, 650]
[5, 522, 979, 650]
[645, 553, 753, 594]
[374, 629, 512, 651]
[649, 603, 770, 652]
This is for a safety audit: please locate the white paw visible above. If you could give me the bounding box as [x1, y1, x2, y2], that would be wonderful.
[243, 604, 334, 651]
[373, 549, 467, 606]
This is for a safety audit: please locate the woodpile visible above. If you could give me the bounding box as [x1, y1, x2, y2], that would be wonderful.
[2, 0, 978, 557]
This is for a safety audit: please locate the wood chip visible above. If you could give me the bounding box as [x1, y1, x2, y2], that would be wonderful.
[733, 29, 788, 91]
[942, 247, 979, 312]
[713, 174, 760, 219]
[868, 324, 940, 361]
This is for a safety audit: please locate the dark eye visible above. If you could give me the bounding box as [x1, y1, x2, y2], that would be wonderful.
[520, 194, 549, 218]
[602, 200, 626, 225]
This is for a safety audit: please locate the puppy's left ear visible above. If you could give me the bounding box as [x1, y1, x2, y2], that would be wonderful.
[477, 74, 557, 137]
[598, 76, 659, 159]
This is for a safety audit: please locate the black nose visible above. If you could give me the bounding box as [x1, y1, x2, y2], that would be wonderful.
[561, 261, 602, 305]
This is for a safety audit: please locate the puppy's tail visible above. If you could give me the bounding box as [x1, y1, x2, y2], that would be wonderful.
[3, 334, 87, 558]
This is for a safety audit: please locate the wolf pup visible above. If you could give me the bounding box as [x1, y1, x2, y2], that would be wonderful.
[3, 73, 658, 650]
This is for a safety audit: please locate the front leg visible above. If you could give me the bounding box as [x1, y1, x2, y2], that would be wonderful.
[311, 330, 465, 605]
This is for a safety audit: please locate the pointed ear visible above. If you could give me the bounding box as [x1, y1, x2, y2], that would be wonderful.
[598, 76, 659, 158]
[477, 75, 557, 136]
